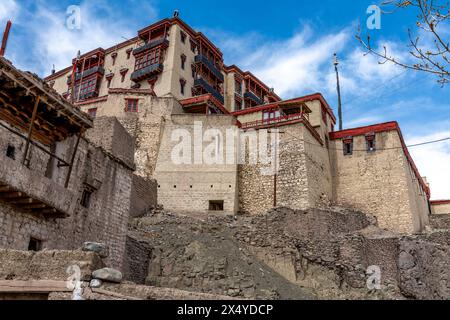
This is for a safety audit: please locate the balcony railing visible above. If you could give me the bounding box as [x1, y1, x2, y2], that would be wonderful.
[194, 78, 224, 104]
[74, 66, 105, 82]
[244, 91, 264, 106]
[130, 63, 164, 82]
[240, 113, 309, 129]
[194, 55, 224, 82]
[0, 153, 77, 218]
[133, 38, 169, 56]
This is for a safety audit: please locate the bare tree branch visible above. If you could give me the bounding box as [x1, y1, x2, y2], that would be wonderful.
[357, 0, 450, 85]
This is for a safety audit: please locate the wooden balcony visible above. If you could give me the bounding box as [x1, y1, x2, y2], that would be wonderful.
[0, 153, 78, 218]
[133, 38, 169, 56]
[244, 91, 264, 106]
[194, 55, 224, 82]
[130, 63, 164, 82]
[240, 112, 310, 130]
[194, 78, 224, 104]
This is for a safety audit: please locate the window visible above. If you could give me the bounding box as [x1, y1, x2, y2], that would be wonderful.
[343, 138, 353, 156]
[111, 52, 118, 66]
[126, 48, 133, 59]
[263, 110, 281, 122]
[180, 78, 186, 95]
[80, 187, 93, 208]
[74, 76, 97, 100]
[209, 200, 224, 211]
[134, 48, 161, 71]
[191, 64, 196, 78]
[120, 68, 129, 83]
[190, 40, 197, 53]
[6, 145, 15, 160]
[366, 133, 376, 152]
[181, 54, 186, 70]
[28, 237, 43, 252]
[125, 99, 139, 113]
[180, 31, 187, 44]
[235, 80, 242, 95]
[87, 108, 97, 118]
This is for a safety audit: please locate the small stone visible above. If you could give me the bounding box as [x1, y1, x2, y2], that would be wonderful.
[82, 242, 109, 258]
[92, 268, 123, 283]
[90, 279, 103, 288]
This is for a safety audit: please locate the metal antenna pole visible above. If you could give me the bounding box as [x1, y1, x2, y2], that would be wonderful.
[334, 53, 343, 131]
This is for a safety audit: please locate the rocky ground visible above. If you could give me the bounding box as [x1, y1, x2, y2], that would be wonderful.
[124, 206, 450, 300]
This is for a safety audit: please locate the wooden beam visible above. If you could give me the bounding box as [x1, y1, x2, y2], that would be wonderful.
[0, 191, 24, 199]
[0, 280, 71, 293]
[65, 131, 82, 188]
[20, 203, 47, 210]
[22, 95, 40, 165]
[10, 198, 35, 205]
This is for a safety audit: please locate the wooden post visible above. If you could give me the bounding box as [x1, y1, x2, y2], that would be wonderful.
[0, 21, 12, 57]
[22, 95, 40, 165]
[64, 131, 82, 189]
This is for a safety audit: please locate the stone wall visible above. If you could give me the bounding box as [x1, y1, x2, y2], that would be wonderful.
[238, 123, 332, 215]
[154, 114, 239, 215]
[330, 130, 429, 234]
[0, 117, 138, 269]
[130, 175, 158, 218]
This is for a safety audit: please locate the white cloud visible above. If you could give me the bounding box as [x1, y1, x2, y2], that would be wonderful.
[407, 131, 450, 200]
[0, 0, 18, 22]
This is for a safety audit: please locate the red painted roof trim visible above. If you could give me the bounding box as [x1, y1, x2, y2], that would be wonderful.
[74, 95, 108, 107]
[329, 122, 398, 140]
[430, 200, 450, 205]
[232, 93, 330, 117]
[330, 121, 430, 198]
[180, 94, 230, 115]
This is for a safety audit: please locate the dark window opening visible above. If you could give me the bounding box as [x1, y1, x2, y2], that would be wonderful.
[111, 53, 118, 66]
[28, 238, 43, 252]
[181, 54, 186, 70]
[209, 200, 224, 211]
[191, 64, 196, 78]
[180, 79, 186, 95]
[180, 31, 187, 44]
[6, 145, 15, 160]
[80, 187, 93, 208]
[343, 139, 353, 156]
[366, 134, 376, 152]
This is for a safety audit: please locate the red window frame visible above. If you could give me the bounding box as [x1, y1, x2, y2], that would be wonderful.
[87, 108, 97, 117]
[125, 99, 139, 113]
[74, 75, 97, 99]
[134, 48, 161, 72]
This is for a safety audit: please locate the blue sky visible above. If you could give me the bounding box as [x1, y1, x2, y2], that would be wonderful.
[1, 0, 449, 199]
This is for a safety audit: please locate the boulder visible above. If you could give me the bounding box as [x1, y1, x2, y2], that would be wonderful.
[90, 279, 103, 288]
[92, 268, 123, 283]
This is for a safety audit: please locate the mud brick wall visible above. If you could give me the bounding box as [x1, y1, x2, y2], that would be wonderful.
[0, 117, 139, 270]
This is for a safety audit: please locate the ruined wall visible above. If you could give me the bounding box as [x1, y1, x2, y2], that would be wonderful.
[330, 130, 429, 234]
[0, 117, 137, 269]
[154, 114, 239, 215]
[130, 175, 158, 218]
